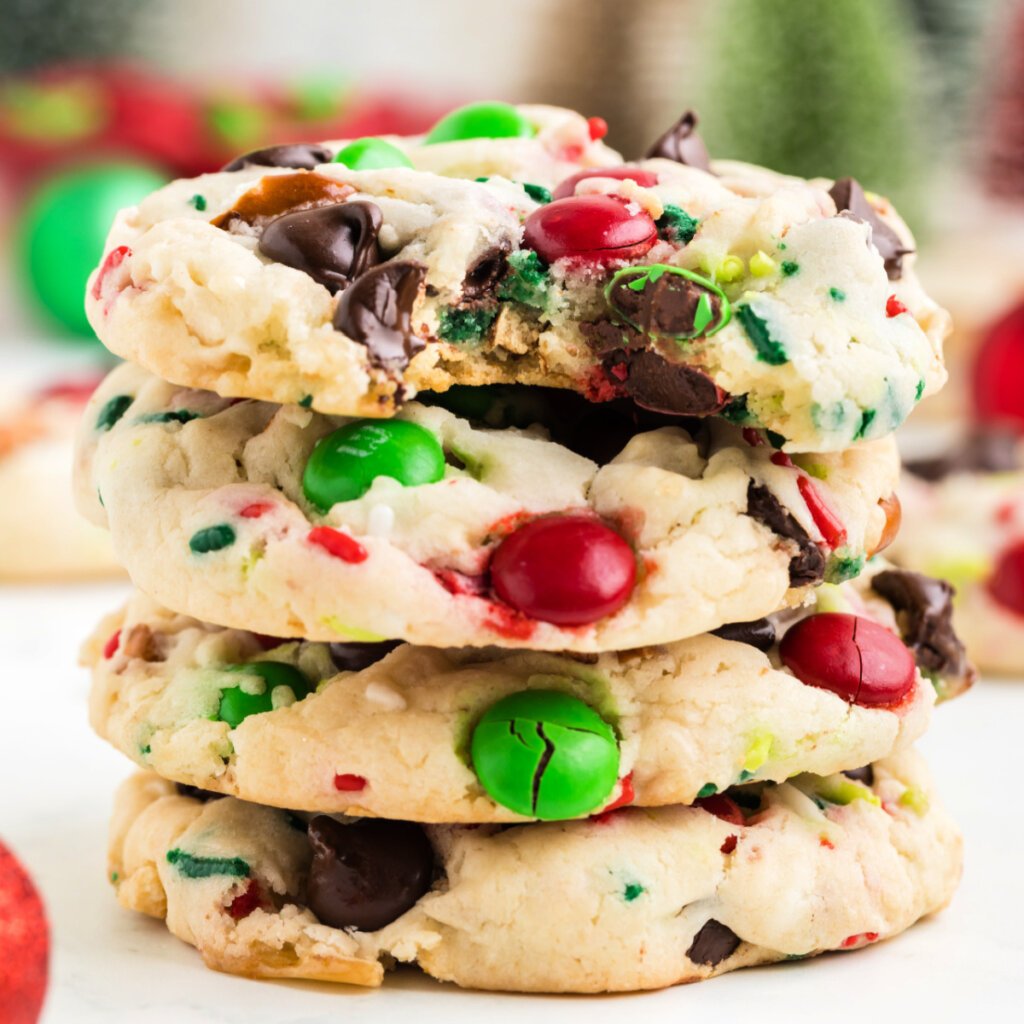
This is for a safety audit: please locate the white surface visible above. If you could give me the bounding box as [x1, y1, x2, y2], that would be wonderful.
[1, 581, 1022, 1022]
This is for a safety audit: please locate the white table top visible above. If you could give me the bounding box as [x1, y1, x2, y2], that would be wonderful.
[1, 580, 1022, 1022]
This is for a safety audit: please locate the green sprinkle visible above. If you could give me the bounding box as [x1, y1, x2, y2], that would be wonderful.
[96, 394, 133, 431]
[437, 306, 498, 344]
[622, 882, 646, 902]
[496, 249, 549, 308]
[781, 260, 800, 277]
[656, 204, 699, 245]
[766, 429, 787, 449]
[829, 287, 846, 302]
[299, 394, 313, 409]
[189, 524, 237, 554]
[139, 744, 151, 756]
[110, 871, 119, 883]
[189, 193, 207, 211]
[736, 305, 787, 365]
[138, 409, 202, 425]
[697, 782, 718, 798]
[915, 379, 925, 401]
[777, 242, 788, 251]
[738, 770, 755, 782]
[721, 395, 752, 424]
[825, 553, 864, 584]
[474, 176, 490, 183]
[166, 849, 250, 879]
[522, 182, 551, 204]
[898, 787, 930, 816]
[853, 408, 876, 440]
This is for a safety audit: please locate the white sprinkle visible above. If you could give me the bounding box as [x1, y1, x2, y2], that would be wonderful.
[364, 681, 407, 711]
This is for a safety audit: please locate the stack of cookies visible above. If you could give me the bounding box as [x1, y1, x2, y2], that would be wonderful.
[74, 102, 971, 993]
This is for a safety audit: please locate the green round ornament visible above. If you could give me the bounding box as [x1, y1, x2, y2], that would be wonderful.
[303, 419, 446, 511]
[470, 690, 620, 819]
[423, 101, 535, 146]
[15, 161, 167, 338]
[334, 137, 413, 170]
[218, 661, 313, 728]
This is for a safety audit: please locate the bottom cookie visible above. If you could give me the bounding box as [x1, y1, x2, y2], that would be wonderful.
[108, 750, 960, 993]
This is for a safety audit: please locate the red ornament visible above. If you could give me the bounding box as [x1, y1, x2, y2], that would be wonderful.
[0, 841, 49, 1024]
[987, 539, 1024, 618]
[779, 613, 916, 706]
[551, 165, 658, 200]
[522, 195, 657, 266]
[695, 793, 745, 826]
[307, 526, 368, 564]
[973, 301, 1024, 428]
[333, 773, 368, 792]
[490, 514, 637, 626]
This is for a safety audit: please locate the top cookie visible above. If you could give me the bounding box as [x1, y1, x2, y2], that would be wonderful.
[84, 104, 948, 452]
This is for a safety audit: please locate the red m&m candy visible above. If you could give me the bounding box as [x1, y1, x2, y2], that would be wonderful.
[551, 165, 659, 200]
[490, 514, 636, 626]
[779, 613, 915, 706]
[522, 195, 657, 266]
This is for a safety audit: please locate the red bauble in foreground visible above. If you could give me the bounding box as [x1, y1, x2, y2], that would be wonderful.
[973, 301, 1024, 429]
[987, 539, 1024, 618]
[0, 841, 49, 1024]
[779, 613, 915, 707]
[490, 514, 637, 626]
[551, 165, 659, 200]
[522, 195, 657, 265]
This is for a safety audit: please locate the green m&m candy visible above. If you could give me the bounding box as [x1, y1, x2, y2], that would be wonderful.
[334, 137, 413, 170]
[303, 419, 446, 511]
[424, 101, 535, 145]
[218, 661, 313, 728]
[470, 690, 619, 819]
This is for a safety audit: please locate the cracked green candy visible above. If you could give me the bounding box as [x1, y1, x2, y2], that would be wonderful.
[218, 661, 313, 728]
[470, 690, 619, 819]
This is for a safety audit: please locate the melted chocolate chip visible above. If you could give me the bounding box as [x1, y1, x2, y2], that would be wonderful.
[829, 177, 913, 280]
[644, 110, 711, 171]
[258, 201, 382, 294]
[905, 426, 1022, 482]
[174, 783, 225, 803]
[221, 143, 333, 173]
[461, 243, 510, 302]
[870, 568, 968, 678]
[306, 816, 434, 932]
[746, 482, 826, 586]
[608, 271, 722, 340]
[333, 261, 427, 371]
[604, 349, 727, 416]
[328, 639, 403, 672]
[711, 618, 777, 652]
[842, 765, 875, 786]
[212, 173, 354, 231]
[686, 919, 741, 966]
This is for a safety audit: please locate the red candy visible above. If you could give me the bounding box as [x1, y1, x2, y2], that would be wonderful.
[797, 475, 847, 548]
[0, 841, 49, 1024]
[987, 539, 1024, 618]
[490, 514, 636, 626]
[307, 526, 368, 564]
[102, 630, 121, 660]
[695, 793, 745, 826]
[587, 116, 609, 141]
[886, 294, 909, 318]
[973, 301, 1024, 428]
[779, 613, 916, 706]
[551, 165, 659, 201]
[333, 773, 368, 792]
[522, 195, 657, 266]
[226, 879, 263, 921]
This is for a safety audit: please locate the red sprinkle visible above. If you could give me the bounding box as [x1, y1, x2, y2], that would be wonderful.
[797, 476, 847, 548]
[333, 773, 367, 792]
[226, 879, 263, 920]
[820, 836, 835, 850]
[886, 295, 909, 318]
[103, 630, 121, 659]
[307, 526, 368, 563]
[239, 502, 273, 519]
[587, 116, 608, 141]
[720, 835, 738, 855]
[482, 603, 537, 641]
[601, 773, 635, 814]
[434, 568, 488, 597]
[840, 932, 879, 949]
[91, 244, 131, 300]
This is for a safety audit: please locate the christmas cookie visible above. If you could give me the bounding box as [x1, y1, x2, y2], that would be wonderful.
[84, 104, 948, 452]
[83, 567, 970, 823]
[74, 363, 901, 651]
[107, 749, 961, 993]
[0, 376, 121, 581]
[895, 427, 1024, 674]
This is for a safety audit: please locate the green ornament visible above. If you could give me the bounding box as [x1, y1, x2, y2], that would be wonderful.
[334, 137, 413, 170]
[218, 661, 313, 728]
[303, 419, 445, 511]
[424, 101, 535, 145]
[470, 690, 620, 819]
[15, 162, 166, 338]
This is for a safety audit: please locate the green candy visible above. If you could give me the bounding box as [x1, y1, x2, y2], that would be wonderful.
[470, 690, 620, 820]
[303, 419, 445, 510]
[218, 661, 313, 728]
[333, 137, 413, 170]
[96, 394, 133, 432]
[424, 101, 535, 145]
[188, 524, 236, 554]
[15, 162, 166, 337]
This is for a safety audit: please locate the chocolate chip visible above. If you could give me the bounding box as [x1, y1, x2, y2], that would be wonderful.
[258, 201, 382, 294]
[607, 270, 722, 340]
[328, 640, 402, 673]
[604, 349, 727, 416]
[870, 568, 969, 679]
[644, 110, 711, 171]
[905, 426, 1021, 481]
[306, 816, 434, 932]
[333, 261, 427, 371]
[461, 243, 510, 302]
[221, 143, 333, 173]
[828, 177, 913, 280]
[686, 919, 741, 966]
[746, 482, 826, 586]
[711, 618, 777, 652]
[174, 783, 226, 803]
[842, 765, 875, 786]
